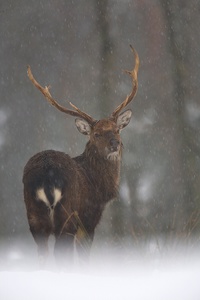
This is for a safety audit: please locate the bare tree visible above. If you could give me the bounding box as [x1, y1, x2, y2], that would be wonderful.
[160, 0, 199, 234]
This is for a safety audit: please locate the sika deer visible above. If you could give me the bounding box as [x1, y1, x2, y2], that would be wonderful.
[23, 45, 139, 267]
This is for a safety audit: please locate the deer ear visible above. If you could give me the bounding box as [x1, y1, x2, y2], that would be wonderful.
[117, 109, 132, 130]
[75, 118, 91, 135]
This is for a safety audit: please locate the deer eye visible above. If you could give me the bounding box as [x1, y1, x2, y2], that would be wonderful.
[94, 132, 101, 138]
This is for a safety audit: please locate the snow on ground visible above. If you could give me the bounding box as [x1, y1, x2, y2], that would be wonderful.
[0, 264, 199, 300]
[0, 256, 200, 300]
[0, 239, 200, 300]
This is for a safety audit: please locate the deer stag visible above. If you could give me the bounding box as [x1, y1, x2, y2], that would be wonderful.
[23, 45, 139, 267]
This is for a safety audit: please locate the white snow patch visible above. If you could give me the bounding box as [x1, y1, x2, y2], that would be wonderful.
[186, 102, 200, 123]
[137, 173, 156, 203]
[7, 250, 23, 261]
[0, 258, 200, 300]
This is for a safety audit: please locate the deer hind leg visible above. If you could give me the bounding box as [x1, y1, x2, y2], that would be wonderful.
[27, 209, 52, 267]
[53, 207, 78, 269]
[30, 227, 50, 267]
[54, 232, 75, 269]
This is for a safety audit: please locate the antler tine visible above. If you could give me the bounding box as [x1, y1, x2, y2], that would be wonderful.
[111, 45, 139, 119]
[27, 66, 96, 125]
[69, 102, 97, 124]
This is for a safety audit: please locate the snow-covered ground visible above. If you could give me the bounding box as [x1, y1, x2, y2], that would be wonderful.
[1, 259, 200, 300]
[0, 239, 200, 300]
[0, 262, 199, 300]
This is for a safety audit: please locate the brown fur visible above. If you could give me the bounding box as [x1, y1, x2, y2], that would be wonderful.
[23, 46, 139, 266]
[23, 120, 125, 266]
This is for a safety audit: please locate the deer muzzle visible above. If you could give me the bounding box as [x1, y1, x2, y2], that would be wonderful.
[109, 138, 120, 152]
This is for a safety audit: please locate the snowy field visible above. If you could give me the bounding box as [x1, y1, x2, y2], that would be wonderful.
[1, 263, 199, 300]
[0, 239, 200, 300]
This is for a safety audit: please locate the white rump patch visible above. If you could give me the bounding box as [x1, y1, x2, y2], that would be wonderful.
[36, 188, 62, 224]
[54, 188, 62, 206]
[37, 188, 49, 206]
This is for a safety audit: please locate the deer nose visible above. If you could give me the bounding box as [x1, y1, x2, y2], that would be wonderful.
[110, 139, 120, 151]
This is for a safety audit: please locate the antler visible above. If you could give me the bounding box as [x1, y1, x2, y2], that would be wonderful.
[27, 66, 96, 125]
[111, 45, 139, 120]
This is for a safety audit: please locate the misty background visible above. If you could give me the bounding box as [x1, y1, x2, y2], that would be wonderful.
[0, 0, 200, 264]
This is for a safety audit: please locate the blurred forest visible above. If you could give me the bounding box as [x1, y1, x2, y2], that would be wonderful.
[0, 0, 200, 259]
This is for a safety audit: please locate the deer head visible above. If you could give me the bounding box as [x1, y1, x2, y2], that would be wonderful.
[27, 45, 139, 161]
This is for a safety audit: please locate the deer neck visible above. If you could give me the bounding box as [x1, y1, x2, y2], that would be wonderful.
[86, 140, 120, 166]
[82, 142, 121, 192]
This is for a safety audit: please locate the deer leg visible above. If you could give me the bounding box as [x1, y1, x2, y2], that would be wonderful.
[75, 228, 94, 265]
[54, 216, 76, 268]
[53, 203, 78, 268]
[26, 204, 52, 267]
[29, 224, 51, 267]
[54, 232, 75, 269]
